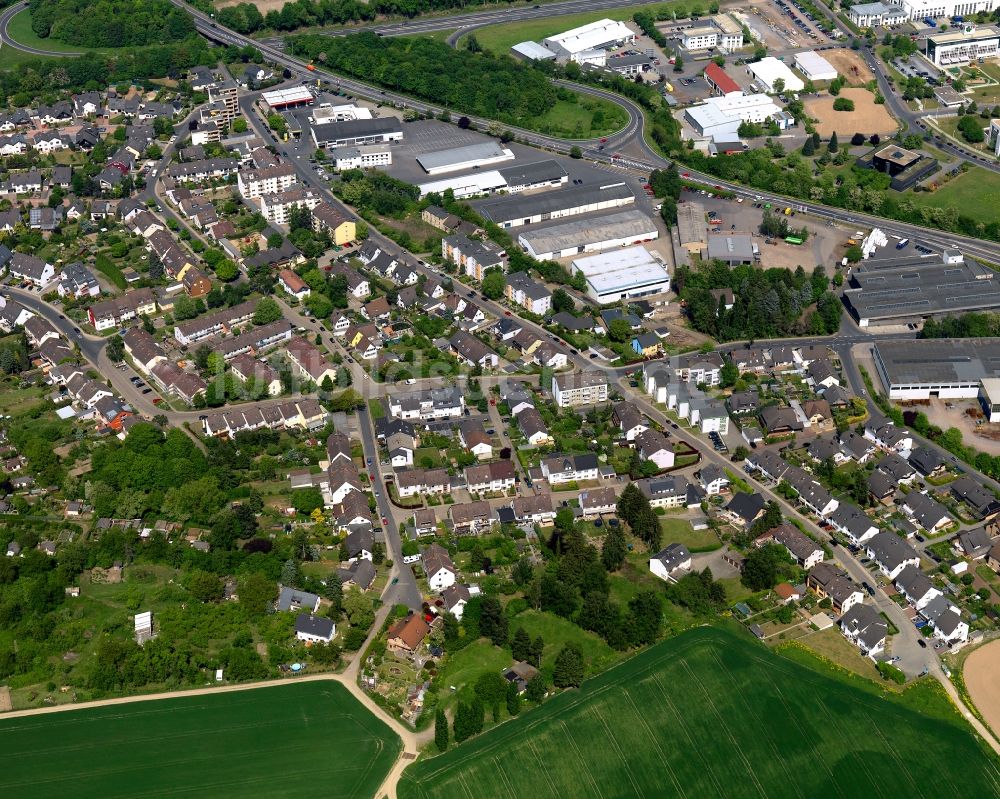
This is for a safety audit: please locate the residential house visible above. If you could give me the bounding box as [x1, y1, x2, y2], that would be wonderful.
[8, 252, 54, 286]
[540, 453, 599, 485]
[450, 331, 499, 369]
[957, 528, 993, 560]
[387, 613, 431, 655]
[840, 604, 887, 659]
[442, 584, 472, 620]
[827, 502, 880, 547]
[720, 492, 767, 529]
[649, 543, 692, 582]
[763, 522, 824, 569]
[637, 475, 701, 509]
[909, 446, 947, 478]
[278, 269, 310, 300]
[613, 401, 648, 442]
[58, 261, 100, 298]
[951, 475, 1000, 520]
[894, 565, 942, 611]
[423, 543, 457, 591]
[551, 372, 608, 408]
[516, 407, 552, 447]
[807, 562, 864, 614]
[866, 531, 920, 580]
[697, 465, 730, 495]
[505, 271, 551, 315]
[903, 491, 952, 534]
[579, 486, 618, 519]
[277, 585, 321, 613]
[510, 493, 556, 525]
[635, 429, 675, 470]
[465, 460, 516, 494]
[449, 500, 495, 536]
[295, 613, 335, 643]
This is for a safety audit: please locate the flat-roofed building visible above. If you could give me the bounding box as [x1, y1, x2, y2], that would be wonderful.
[684, 93, 790, 140]
[926, 24, 1000, 66]
[478, 182, 634, 229]
[417, 142, 515, 175]
[746, 57, 805, 93]
[261, 86, 314, 111]
[979, 378, 1000, 422]
[677, 202, 707, 253]
[496, 160, 568, 193]
[310, 117, 403, 149]
[571, 245, 670, 303]
[512, 41, 558, 61]
[552, 371, 608, 407]
[517, 210, 657, 260]
[542, 18, 636, 63]
[874, 339, 1000, 400]
[848, 1, 908, 26]
[794, 51, 837, 82]
[707, 234, 756, 265]
[844, 254, 1000, 328]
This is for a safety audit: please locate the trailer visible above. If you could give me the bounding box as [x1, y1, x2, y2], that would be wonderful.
[785, 235, 804, 245]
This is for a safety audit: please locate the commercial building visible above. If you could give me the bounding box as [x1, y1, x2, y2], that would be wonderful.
[418, 159, 567, 200]
[684, 93, 791, 140]
[847, 1, 908, 27]
[310, 118, 403, 149]
[571, 245, 671, 303]
[794, 51, 838, 82]
[417, 142, 516, 175]
[682, 16, 744, 51]
[497, 160, 568, 193]
[511, 41, 558, 61]
[261, 86, 314, 112]
[706, 234, 757, 265]
[552, 372, 609, 407]
[478, 182, 634, 229]
[926, 25, 1000, 66]
[860, 144, 939, 191]
[677, 202, 707, 253]
[704, 63, 743, 97]
[844, 253, 1000, 328]
[328, 144, 392, 170]
[542, 19, 636, 64]
[873, 339, 1000, 400]
[746, 57, 805, 93]
[517, 210, 658, 259]
[419, 170, 507, 199]
[897, 0, 999, 21]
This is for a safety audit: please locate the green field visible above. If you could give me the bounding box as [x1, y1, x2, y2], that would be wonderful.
[0, 682, 401, 799]
[660, 515, 721, 551]
[911, 167, 1000, 225]
[399, 627, 1000, 799]
[463, 2, 672, 54]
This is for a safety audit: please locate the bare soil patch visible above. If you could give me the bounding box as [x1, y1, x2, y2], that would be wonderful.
[964, 638, 1000, 735]
[804, 88, 898, 137]
[823, 48, 875, 84]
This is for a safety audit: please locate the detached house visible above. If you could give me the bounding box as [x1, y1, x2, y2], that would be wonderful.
[840, 604, 887, 659]
[540, 453, 599, 485]
[866, 531, 920, 580]
[423, 543, 457, 591]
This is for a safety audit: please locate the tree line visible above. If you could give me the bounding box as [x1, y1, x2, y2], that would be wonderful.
[29, 0, 195, 47]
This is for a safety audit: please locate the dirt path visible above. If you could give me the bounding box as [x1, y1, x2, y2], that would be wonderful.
[963, 639, 1000, 744]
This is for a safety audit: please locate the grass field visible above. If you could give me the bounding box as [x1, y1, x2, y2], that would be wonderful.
[399, 626, 1000, 799]
[463, 2, 671, 54]
[0, 682, 401, 798]
[911, 167, 1000, 225]
[660, 516, 721, 551]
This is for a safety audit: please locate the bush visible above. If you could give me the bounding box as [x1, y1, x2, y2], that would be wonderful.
[832, 97, 855, 112]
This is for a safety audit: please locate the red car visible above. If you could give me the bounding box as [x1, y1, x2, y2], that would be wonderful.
[381, 516, 388, 526]
[504, 310, 512, 316]
[681, 172, 690, 177]
[600, 137, 608, 143]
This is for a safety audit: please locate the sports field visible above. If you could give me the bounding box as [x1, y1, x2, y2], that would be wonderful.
[399, 627, 1000, 799]
[0, 681, 400, 799]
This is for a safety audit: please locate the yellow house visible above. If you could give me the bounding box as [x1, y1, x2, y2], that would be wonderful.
[312, 202, 356, 246]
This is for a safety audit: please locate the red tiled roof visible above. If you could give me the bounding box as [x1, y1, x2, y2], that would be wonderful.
[705, 62, 741, 95]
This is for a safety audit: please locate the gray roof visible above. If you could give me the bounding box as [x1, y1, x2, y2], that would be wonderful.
[417, 141, 511, 172]
[477, 182, 633, 225]
[895, 564, 936, 600]
[866, 531, 919, 572]
[295, 613, 334, 638]
[840, 603, 887, 650]
[277, 585, 319, 612]
[958, 527, 992, 557]
[725, 492, 767, 525]
[518, 210, 656, 257]
[311, 117, 402, 146]
[706, 234, 755, 263]
[904, 491, 950, 530]
[496, 159, 568, 186]
[873, 339, 1000, 387]
[653, 542, 691, 572]
[909, 445, 946, 475]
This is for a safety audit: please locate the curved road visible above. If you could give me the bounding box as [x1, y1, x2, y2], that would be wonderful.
[0, 1, 82, 57]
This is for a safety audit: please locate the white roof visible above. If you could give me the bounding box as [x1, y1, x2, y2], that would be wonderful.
[418, 170, 507, 198]
[512, 41, 558, 60]
[417, 142, 515, 174]
[55, 405, 77, 419]
[312, 105, 372, 122]
[747, 57, 805, 91]
[134, 611, 152, 630]
[544, 18, 634, 54]
[572, 246, 670, 296]
[262, 86, 313, 107]
[794, 51, 837, 79]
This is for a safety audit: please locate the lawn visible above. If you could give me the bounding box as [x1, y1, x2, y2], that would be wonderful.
[659, 516, 720, 552]
[910, 167, 1000, 225]
[464, 2, 671, 54]
[508, 609, 621, 678]
[435, 639, 512, 709]
[399, 626, 1000, 799]
[0, 681, 400, 799]
[4, 7, 119, 54]
[785, 627, 882, 682]
[532, 97, 629, 139]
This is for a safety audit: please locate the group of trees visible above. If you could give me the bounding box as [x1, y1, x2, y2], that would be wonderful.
[29, 0, 195, 47]
[616, 483, 662, 552]
[289, 33, 559, 130]
[919, 312, 1000, 339]
[676, 261, 840, 341]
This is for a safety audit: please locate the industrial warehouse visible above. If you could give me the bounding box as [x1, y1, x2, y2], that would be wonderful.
[310, 117, 404, 149]
[418, 159, 568, 199]
[571, 246, 671, 303]
[843, 250, 1000, 327]
[874, 339, 1000, 400]
[477, 182, 635, 228]
[416, 142, 515, 175]
[517, 210, 658, 259]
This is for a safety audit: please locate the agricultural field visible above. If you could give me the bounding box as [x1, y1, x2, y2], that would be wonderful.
[399, 627, 1000, 799]
[0, 682, 400, 799]
[910, 167, 1000, 225]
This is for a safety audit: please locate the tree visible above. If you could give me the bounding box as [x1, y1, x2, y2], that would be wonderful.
[851, 132, 866, 146]
[184, 569, 222, 602]
[253, 297, 282, 325]
[601, 526, 627, 571]
[673, 54, 683, 73]
[741, 544, 788, 591]
[569, 145, 583, 159]
[552, 644, 584, 688]
[833, 97, 855, 112]
[526, 674, 546, 703]
[239, 572, 277, 616]
[478, 595, 508, 647]
[551, 288, 574, 314]
[232, 118, 248, 133]
[106, 335, 125, 362]
[773, 78, 785, 95]
[828, 131, 839, 153]
[435, 708, 449, 751]
[481, 269, 505, 300]
[607, 318, 632, 343]
[506, 680, 521, 716]
[802, 136, 815, 156]
[511, 627, 532, 662]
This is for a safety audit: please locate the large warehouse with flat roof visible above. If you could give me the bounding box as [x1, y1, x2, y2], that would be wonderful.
[311, 117, 403, 149]
[417, 142, 515, 175]
[571, 245, 670, 303]
[517, 210, 658, 259]
[478, 182, 635, 229]
[874, 339, 1000, 400]
[844, 252, 1000, 327]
